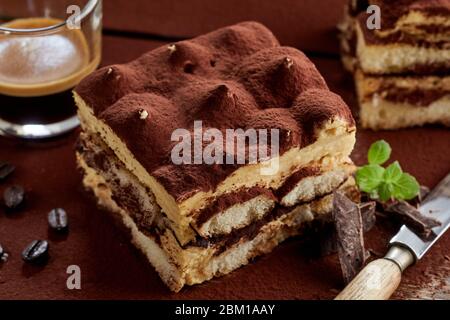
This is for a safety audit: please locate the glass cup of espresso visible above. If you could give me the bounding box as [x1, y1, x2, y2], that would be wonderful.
[0, 0, 102, 139]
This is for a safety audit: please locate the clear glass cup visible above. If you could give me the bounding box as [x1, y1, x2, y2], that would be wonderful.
[0, 0, 102, 139]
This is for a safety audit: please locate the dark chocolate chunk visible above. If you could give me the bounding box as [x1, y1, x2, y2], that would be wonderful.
[22, 240, 49, 263]
[0, 162, 15, 180]
[383, 200, 441, 239]
[48, 208, 69, 232]
[359, 201, 376, 232]
[3, 185, 25, 209]
[0, 243, 8, 262]
[333, 191, 366, 284]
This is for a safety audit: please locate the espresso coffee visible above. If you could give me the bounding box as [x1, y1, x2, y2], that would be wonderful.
[0, 18, 100, 126]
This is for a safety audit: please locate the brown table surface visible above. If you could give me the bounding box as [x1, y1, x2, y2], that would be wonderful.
[0, 33, 449, 300]
[102, 0, 347, 54]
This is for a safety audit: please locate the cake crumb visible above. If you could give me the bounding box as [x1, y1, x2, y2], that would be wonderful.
[168, 44, 177, 53]
[285, 57, 294, 69]
[138, 109, 149, 120]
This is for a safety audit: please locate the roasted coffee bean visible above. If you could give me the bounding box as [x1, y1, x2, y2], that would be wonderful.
[48, 208, 68, 231]
[0, 162, 15, 180]
[0, 243, 8, 262]
[22, 240, 49, 263]
[3, 185, 25, 209]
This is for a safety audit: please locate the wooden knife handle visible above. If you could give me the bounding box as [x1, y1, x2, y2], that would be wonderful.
[335, 259, 402, 300]
[335, 246, 415, 300]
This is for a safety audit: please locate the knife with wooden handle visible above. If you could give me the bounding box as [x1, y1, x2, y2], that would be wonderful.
[335, 173, 450, 300]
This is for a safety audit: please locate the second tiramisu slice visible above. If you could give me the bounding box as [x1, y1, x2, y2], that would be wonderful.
[340, 0, 450, 129]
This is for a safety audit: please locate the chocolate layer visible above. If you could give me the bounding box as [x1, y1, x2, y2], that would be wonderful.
[206, 204, 287, 255]
[357, 17, 450, 49]
[360, 80, 450, 106]
[195, 187, 276, 227]
[355, 0, 450, 30]
[381, 87, 450, 106]
[416, 24, 450, 34]
[75, 21, 355, 202]
[80, 132, 273, 230]
[81, 139, 355, 255]
[77, 135, 161, 230]
[79, 130, 357, 254]
[276, 166, 321, 198]
[191, 178, 356, 254]
[355, 69, 450, 106]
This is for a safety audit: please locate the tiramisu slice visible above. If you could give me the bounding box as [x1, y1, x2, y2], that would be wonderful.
[75, 21, 357, 291]
[340, 0, 450, 129]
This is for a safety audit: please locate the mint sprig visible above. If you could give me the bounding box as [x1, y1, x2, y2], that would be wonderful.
[355, 140, 419, 202]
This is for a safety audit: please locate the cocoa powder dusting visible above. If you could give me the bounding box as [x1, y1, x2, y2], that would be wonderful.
[75, 21, 355, 202]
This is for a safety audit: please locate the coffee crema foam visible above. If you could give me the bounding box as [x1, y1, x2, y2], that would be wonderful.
[0, 18, 100, 97]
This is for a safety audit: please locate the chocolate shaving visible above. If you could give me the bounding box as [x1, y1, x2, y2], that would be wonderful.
[383, 200, 441, 239]
[333, 191, 366, 284]
[359, 201, 376, 232]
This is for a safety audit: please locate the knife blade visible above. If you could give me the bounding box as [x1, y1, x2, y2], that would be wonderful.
[390, 196, 450, 260]
[336, 172, 450, 300]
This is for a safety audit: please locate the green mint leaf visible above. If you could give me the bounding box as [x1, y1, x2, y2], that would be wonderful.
[378, 182, 393, 202]
[392, 173, 420, 200]
[368, 140, 391, 165]
[384, 161, 403, 183]
[356, 164, 385, 193]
